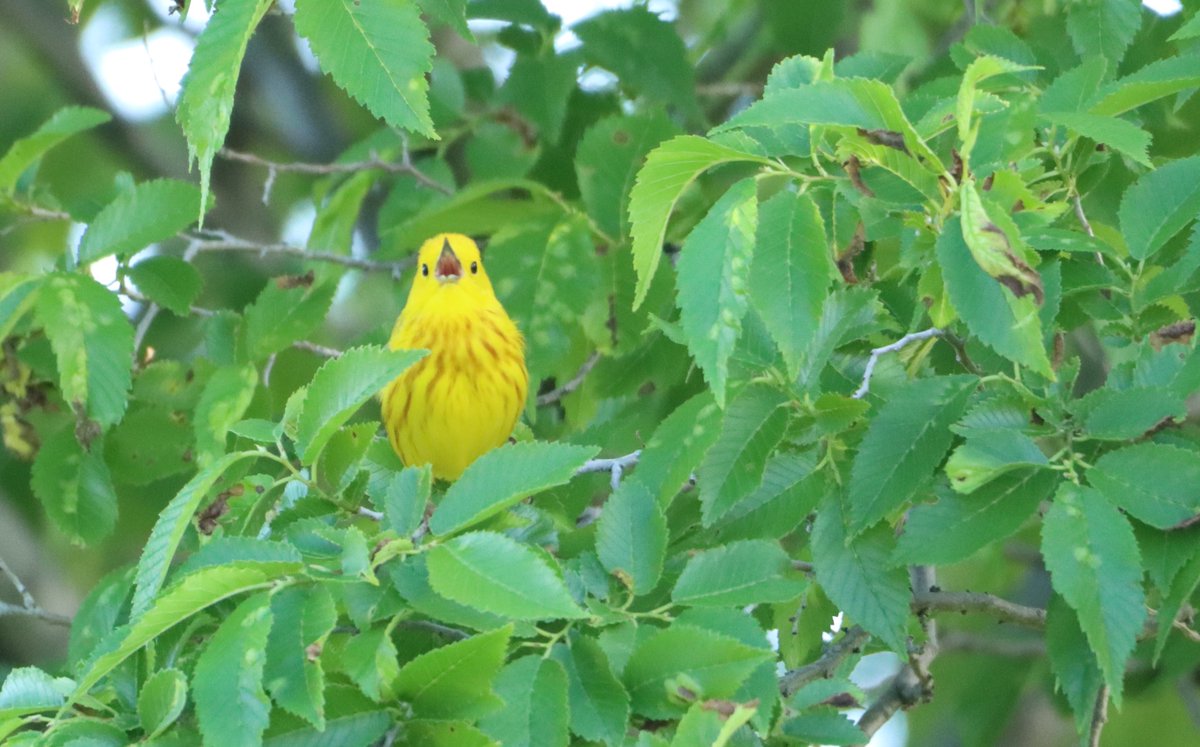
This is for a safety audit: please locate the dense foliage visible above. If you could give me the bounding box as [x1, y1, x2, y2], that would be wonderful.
[2, 0, 1200, 744]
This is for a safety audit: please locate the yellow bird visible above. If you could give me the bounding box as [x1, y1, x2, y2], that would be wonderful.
[381, 234, 528, 480]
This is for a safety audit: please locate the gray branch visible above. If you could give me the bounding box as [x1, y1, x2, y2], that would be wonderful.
[779, 625, 871, 697]
[577, 450, 641, 492]
[0, 555, 70, 627]
[852, 328, 943, 399]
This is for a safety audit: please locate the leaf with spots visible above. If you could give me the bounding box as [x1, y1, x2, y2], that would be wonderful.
[31, 428, 118, 546]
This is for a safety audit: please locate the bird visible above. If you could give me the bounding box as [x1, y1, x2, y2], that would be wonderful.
[380, 233, 528, 480]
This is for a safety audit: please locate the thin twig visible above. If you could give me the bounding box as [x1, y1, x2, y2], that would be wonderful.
[218, 147, 453, 196]
[395, 618, 469, 640]
[1073, 193, 1106, 267]
[357, 506, 383, 521]
[537, 352, 601, 406]
[852, 328, 943, 399]
[577, 450, 641, 492]
[0, 555, 70, 627]
[187, 230, 413, 277]
[911, 589, 1046, 629]
[1088, 685, 1109, 747]
[291, 340, 342, 358]
[780, 625, 871, 697]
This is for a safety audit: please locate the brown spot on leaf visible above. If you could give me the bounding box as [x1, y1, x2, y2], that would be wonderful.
[856, 127, 909, 154]
[1152, 320, 1195, 349]
[275, 271, 315, 290]
[844, 156, 875, 198]
[612, 129, 630, 146]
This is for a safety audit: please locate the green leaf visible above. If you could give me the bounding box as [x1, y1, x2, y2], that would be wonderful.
[715, 78, 943, 172]
[36, 272, 134, 429]
[811, 496, 910, 652]
[1118, 155, 1200, 261]
[295, 345, 426, 463]
[550, 635, 630, 747]
[1071, 386, 1187, 440]
[479, 656, 570, 747]
[130, 451, 253, 618]
[595, 479, 667, 596]
[1066, 0, 1142, 65]
[73, 564, 293, 708]
[498, 52, 577, 145]
[699, 384, 789, 525]
[293, 0, 436, 137]
[780, 710, 867, 745]
[242, 281, 336, 361]
[796, 287, 882, 392]
[1154, 546, 1200, 662]
[177, 538, 302, 578]
[264, 585, 336, 728]
[126, 256, 202, 316]
[263, 685, 389, 746]
[959, 178, 1043, 303]
[749, 192, 834, 379]
[394, 625, 511, 720]
[956, 55, 1038, 160]
[1047, 594, 1105, 740]
[671, 700, 756, 746]
[1090, 53, 1200, 117]
[1041, 484, 1145, 705]
[574, 7, 697, 120]
[78, 180, 202, 263]
[937, 217, 1053, 377]
[374, 464, 430, 537]
[672, 539, 804, 607]
[0, 667, 72, 717]
[1170, 12, 1200, 41]
[388, 556, 511, 632]
[404, 721, 498, 747]
[622, 624, 770, 718]
[416, 0, 473, 40]
[193, 594, 273, 747]
[944, 429, 1049, 493]
[1040, 58, 1109, 114]
[31, 427, 118, 546]
[67, 567, 134, 671]
[430, 441, 599, 535]
[0, 106, 110, 193]
[1040, 111, 1151, 167]
[675, 178, 758, 406]
[576, 113, 680, 240]
[427, 531, 586, 620]
[176, 0, 273, 221]
[342, 626, 399, 702]
[137, 668, 188, 740]
[846, 375, 976, 534]
[712, 454, 822, 542]
[894, 469, 1058, 565]
[628, 136, 769, 307]
[1088, 443, 1200, 529]
[632, 391, 723, 507]
[193, 364, 258, 467]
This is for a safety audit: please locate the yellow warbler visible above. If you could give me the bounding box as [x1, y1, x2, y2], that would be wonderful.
[380, 233, 528, 480]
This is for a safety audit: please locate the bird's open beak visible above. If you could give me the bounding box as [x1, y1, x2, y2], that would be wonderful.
[435, 238, 463, 283]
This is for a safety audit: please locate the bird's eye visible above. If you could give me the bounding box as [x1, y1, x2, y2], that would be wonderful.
[421, 264, 429, 277]
[470, 261, 478, 274]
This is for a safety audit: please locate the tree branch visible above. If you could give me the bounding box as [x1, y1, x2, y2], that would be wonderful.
[577, 450, 641, 492]
[218, 146, 453, 197]
[1089, 684, 1109, 747]
[779, 625, 871, 697]
[187, 229, 413, 277]
[537, 352, 601, 406]
[852, 328, 943, 399]
[0, 555, 70, 627]
[911, 588, 1047, 629]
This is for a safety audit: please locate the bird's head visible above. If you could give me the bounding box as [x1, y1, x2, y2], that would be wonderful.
[407, 233, 496, 308]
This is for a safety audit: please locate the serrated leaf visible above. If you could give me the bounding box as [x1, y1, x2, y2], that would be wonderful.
[1154, 546, 1200, 663]
[596, 479, 667, 596]
[1047, 594, 1105, 739]
[427, 531, 586, 620]
[574, 7, 697, 120]
[388, 556, 511, 632]
[937, 217, 1053, 377]
[1041, 484, 1145, 705]
[780, 710, 866, 745]
[193, 594, 273, 747]
[394, 625, 511, 720]
[671, 700, 756, 746]
[193, 364, 257, 466]
[628, 136, 769, 307]
[796, 287, 883, 392]
[1071, 386, 1187, 440]
[242, 281, 336, 361]
[956, 55, 1039, 159]
[342, 626, 399, 702]
[0, 668, 72, 716]
[498, 52, 577, 145]
[72, 564, 294, 708]
[576, 113, 680, 240]
[1118, 155, 1200, 261]
[293, 0, 435, 137]
[404, 720, 498, 747]
[749, 192, 833, 378]
[1088, 443, 1200, 529]
[295, 345, 426, 463]
[944, 428, 1048, 493]
[176, 538, 302, 578]
[262, 686, 389, 746]
[176, 0, 273, 220]
[31, 428, 117, 546]
[36, 272, 134, 429]
[846, 375, 976, 534]
[675, 178, 758, 406]
[264, 585, 336, 728]
[126, 256, 202, 316]
[622, 624, 770, 718]
[137, 668, 187, 739]
[131, 451, 252, 618]
[67, 567, 134, 671]
[416, 0, 473, 39]
[429, 441, 598, 535]
[551, 635, 630, 747]
[633, 391, 723, 507]
[479, 656, 569, 747]
[699, 384, 789, 525]
[1090, 53, 1200, 116]
[1066, 0, 1142, 65]
[1041, 111, 1151, 167]
[0, 106, 110, 193]
[894, 469, 1058, 565]
[373, 464, 430, 537]
[78, 180, 202, 263]
[713, 453, 822, 542]
[672, 539, 804, 607]
[960, 178, 1043, 302]
[812, 496, 910, 652]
